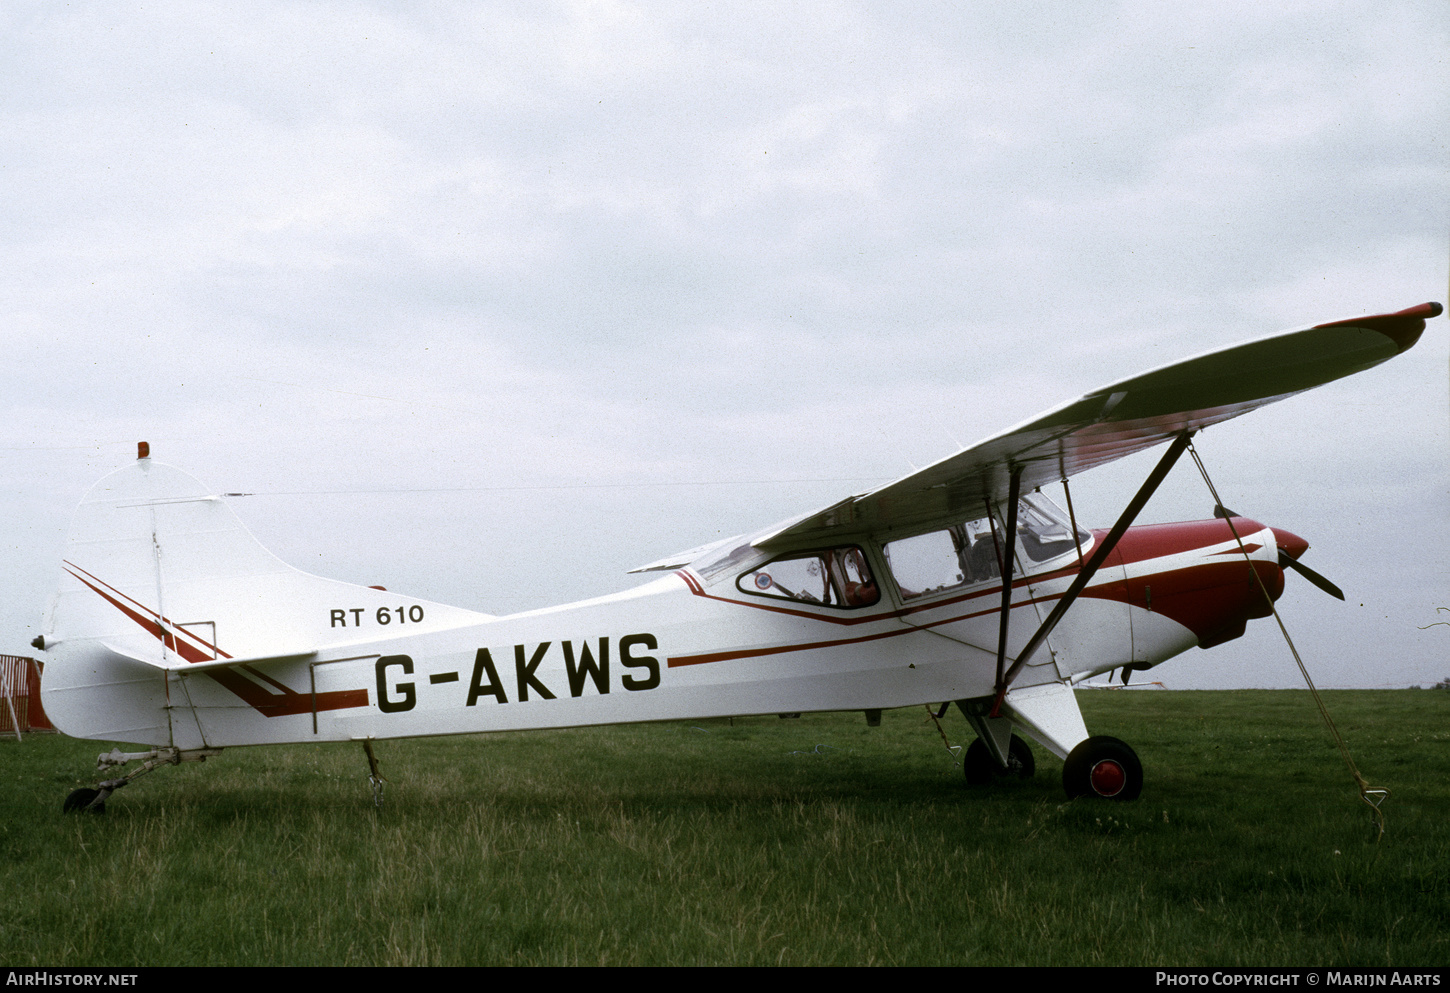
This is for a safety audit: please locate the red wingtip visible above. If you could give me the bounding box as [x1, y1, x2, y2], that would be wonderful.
[1313, 302, 1442, 354]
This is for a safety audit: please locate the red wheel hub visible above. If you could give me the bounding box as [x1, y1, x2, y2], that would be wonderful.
[1089, 759, 1126, 797]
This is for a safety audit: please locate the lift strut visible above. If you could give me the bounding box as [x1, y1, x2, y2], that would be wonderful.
[990, 467, 1023, 708]
[989, 431, 1194, 712]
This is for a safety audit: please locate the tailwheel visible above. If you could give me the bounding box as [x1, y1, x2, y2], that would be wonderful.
[63, 788, 106, 814]
[963, 734, 1036, 785]
[1063, 735, 1142, 800]
[60, 747, 223, 815]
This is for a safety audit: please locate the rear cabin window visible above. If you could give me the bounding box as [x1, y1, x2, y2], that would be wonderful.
[737, 546, 880, 609]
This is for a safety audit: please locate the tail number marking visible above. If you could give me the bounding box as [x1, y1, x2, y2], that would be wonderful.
[373, 634, 660, 714]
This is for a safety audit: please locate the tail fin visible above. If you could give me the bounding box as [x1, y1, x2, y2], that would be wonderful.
[44, 453, 489, 665]
[39, 452, 491, 744]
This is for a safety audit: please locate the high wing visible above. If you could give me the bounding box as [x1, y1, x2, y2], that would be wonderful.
[759, 302, 1438, 548]
[635, 302, 1439, 570]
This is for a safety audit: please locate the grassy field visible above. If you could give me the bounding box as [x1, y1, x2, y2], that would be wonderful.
[1, 690, 1447, 966]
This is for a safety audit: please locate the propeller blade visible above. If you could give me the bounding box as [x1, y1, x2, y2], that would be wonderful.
[1279, 552, 1345, 601]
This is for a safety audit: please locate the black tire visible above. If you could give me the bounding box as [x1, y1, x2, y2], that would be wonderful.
[1062, 736, 1142, 800]
[963, 734, 1036, 785]
[963, 738, 995, 784]
[63, 788, 105, 814]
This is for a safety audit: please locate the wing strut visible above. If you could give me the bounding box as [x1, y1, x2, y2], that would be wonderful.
[989, 468, 1024, 713]
[992, 431, 1195, 710]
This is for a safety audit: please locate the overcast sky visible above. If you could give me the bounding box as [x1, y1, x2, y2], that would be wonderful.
[3, 1, 1446, 692]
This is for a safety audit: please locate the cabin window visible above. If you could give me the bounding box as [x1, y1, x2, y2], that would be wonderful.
[884, 517, 1003, 600]
[737, 546, 880, 609]
[883, 495, 1090, 600]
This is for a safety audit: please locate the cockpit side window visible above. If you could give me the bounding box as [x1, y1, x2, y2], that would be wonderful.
[737, 546, 880, 609]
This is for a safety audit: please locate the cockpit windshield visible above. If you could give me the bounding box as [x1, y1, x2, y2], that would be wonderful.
[1016, 492, 1091, 564]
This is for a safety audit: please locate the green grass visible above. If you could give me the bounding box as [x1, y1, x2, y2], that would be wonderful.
[1, 691, 1447, 966]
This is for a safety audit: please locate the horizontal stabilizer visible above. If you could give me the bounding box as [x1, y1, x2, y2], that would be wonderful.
[101, 642, 318, 672]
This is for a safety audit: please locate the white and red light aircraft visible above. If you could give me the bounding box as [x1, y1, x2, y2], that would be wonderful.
[36, 302, 1441, 811]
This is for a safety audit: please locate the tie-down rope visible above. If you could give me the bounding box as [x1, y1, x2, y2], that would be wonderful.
[1187, 441, 1388, 840]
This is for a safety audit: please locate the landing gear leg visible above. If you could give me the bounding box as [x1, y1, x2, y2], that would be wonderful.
[1063, 736, 1143, 800]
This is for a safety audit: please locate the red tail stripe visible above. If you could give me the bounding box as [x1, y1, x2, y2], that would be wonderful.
[63, 561, 368, 717]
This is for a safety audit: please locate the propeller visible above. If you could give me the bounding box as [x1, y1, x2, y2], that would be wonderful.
[1214, 506, 1345, 602]
[1278, 552, 1345, 601]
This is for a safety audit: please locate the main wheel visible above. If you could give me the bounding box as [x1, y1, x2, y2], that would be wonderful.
[963, 734, 1036, 785]
[1062, 736, 1142, 800]
[63, 788, 105, 814]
